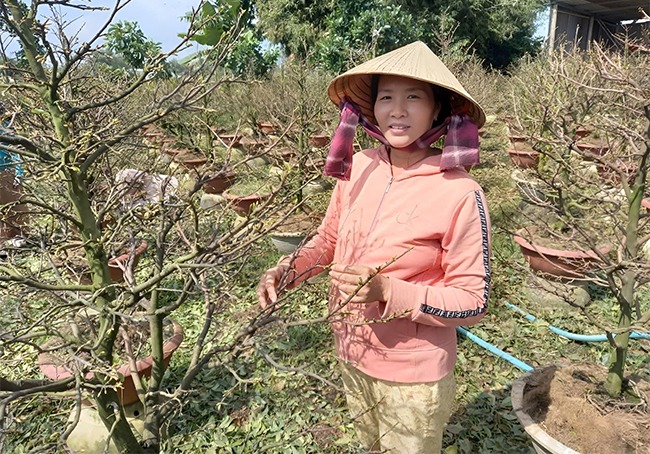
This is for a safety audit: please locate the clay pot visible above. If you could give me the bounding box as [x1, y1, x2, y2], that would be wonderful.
[574, 127, 592, 140]
[202, 170, 237, 194]
[575, 142, 609, 160]
[142, 132, 166, 146]
[592, 159, 636, 186]
[513, 229, 607, 280]
[222, 190, 272, 216]
[274, 148, 295, 163]
[239, 136, 266, 152]
[38, 318, 184, 406]
[257, 121, 277, 135]
[216, 134, 242, 147]
[141, 126, 167, 146]
[107, 240, 148, 283]
[173, 152, 208, 170]
[508, 134, 529, 144]
[506, 148, 540, 169]
[308, 134, 330, 148]
[56, 240, 148, 284]
[161, 139, 184, 155]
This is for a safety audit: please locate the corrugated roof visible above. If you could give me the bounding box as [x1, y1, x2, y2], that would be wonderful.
[555, 0, 649, 23]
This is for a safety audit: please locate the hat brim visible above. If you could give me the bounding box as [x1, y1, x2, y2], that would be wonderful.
[327, 41, 486, 128]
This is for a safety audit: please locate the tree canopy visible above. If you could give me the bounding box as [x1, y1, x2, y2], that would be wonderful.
[183, 0, 278, 77]
[255, 0, 547, 71]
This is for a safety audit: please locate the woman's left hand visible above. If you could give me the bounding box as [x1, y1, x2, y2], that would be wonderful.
[329, 264, 390, 304]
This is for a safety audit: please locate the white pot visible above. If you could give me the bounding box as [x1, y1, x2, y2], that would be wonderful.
[511, 368, 580, 454]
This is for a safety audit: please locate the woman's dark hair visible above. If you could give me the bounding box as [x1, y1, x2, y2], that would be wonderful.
[370, 74, 452, 128]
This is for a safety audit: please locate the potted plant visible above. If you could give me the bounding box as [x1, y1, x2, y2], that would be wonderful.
[257, 121, 277, 135]
[0, 3, 301, 452]
[201, 167, 237, 194]
[222, 171, 276, 216]
[308, 133, 330, 148]
[506, 41, 650, 451]
[268, 207, 322, 254]
[37, 314, 184, 406]
[37, 312, 184, 451]
[505, 134, 540, 169]
[513, 226, 608, 280]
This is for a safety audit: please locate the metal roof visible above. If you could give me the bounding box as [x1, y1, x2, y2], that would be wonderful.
[555, 0, 649, 23]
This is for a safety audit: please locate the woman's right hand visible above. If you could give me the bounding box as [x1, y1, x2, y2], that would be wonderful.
[257, 264, 289, 308]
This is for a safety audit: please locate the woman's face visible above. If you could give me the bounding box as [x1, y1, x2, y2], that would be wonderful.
[373, 75, 440, 149]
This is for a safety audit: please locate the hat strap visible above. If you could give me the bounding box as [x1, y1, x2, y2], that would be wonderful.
[323, 99, 479, 180]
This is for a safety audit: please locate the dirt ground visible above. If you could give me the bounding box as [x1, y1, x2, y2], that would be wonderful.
[522, 363, 650, 453]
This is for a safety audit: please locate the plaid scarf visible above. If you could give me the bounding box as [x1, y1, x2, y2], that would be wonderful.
[324, 99, 479, 180]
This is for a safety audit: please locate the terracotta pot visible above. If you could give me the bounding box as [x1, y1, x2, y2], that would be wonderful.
[257, 121, 277, 135]
[107, 240, 148, 283]
[511, 366, 580, 454]
[38, 318, 184, 406]
[575, 142, 609, 160]
[59, 240, 148, 284]
[173, 153, 208, 170]
[513, 229, 607, 280]
[308, 134, 330, 148]
[202, 170, 237, 194]
[222, 190, 272, 215]
[593, 159, 636, 186]
[141, 126, 167, 145]
[574, 127, 592, 140]
[506, 148, 539, 169]
[508, 134, 529, 144]
[240, 136, 266, 151]
[142, 131, 166, 145]
[274, 148, 295, 163]
[216, 134, 242, 147]
[161, 139, 184, 155]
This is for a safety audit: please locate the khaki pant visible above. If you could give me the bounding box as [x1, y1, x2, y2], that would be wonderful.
[340, 362, 455, 454]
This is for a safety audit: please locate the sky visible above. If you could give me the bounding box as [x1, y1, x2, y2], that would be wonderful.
[3, 0, 204, 59]
[72, 0, 203, 55]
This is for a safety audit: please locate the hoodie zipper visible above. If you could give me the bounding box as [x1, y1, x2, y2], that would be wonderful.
[385, 176, 394, 193]
[355, 149, 395, 255]
[365, 174, 394, 237]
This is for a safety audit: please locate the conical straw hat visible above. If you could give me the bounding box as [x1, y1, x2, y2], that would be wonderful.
[327, 41, 485, 128]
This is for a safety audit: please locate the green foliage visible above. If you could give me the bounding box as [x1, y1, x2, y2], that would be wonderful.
[183, 0, 241, 46]
[183, 0, 277, 77]
[255, 0, 334, 60]
[316, 0, 424, 73]
[222, 29, 279, 77]
[255, 0, 546, 69]
[105, 20, 162, 70]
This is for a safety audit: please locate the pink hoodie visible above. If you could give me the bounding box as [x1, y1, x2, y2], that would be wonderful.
[285, 145, 491, 383]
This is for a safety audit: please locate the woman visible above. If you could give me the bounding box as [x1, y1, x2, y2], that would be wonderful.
[257, 41, 491, 453]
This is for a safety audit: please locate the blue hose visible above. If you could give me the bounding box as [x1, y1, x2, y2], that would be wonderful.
[456, 326, 533, 372]
[504, 302, 650, 342]
[456, 301, 650, 373]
